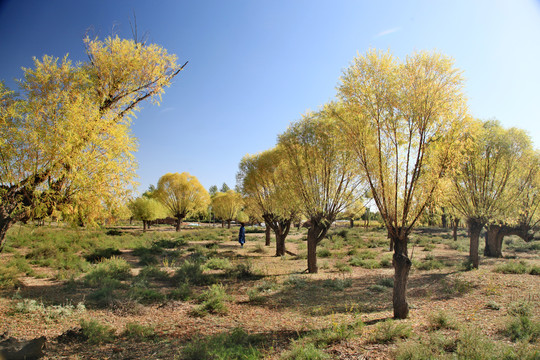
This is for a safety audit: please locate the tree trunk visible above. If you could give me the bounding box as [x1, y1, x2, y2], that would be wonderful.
[276, 233, 286, 257]
[441, 208, 448, 228]
[175, 217, 183, 232]
[467, 218, 483, 269]
[227, 220, 231, 229]
[143, 220, 147, 232]
[0, 216, 14, 253]
[265, 225, 271, 246]
[392, 236, 411, 319]
[349, 218, 354, 228]
[452, 218, 459, 241]
[484, 224, 503, 258]
[307, 233, 318, 273]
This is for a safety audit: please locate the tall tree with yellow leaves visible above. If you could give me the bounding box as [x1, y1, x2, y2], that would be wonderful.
[337, 50, 469, 319]
[155, 172, 210, 232]
[0, 35, 185, 251]
[212, 190, 243, 229]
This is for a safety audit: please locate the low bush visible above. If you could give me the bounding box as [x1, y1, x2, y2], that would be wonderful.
[84, 247, 122, 263]
[204, 257, 232, 270]
[174, 260, 209, 286]
[84, 256, 131, 287]
[192, 284, 230, 317]
[168, 283, 192, 301]
[349, 258, 380, 269]
[427, 310, 456, 330]
[181, 328, 262, 360]
[317, 248, 332, 258]
[377, 277, 394, 288]
[323, 278, 352, 291]
[281, 341, 330, 360]
[506, 315, 540, 342]
[123, 322, 156, 342]
[334, 261, 352, 273]
[80, 319, 116, 344]
[369, 319, 412, 344]
[495, 260, 529, 274]
[129, 287, 166, 304]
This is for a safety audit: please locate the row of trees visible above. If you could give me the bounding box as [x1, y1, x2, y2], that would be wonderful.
[236, 50, 540, 319]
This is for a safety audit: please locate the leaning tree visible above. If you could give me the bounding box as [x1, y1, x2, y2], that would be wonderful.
[337, 49, 469, 318]
[0, 35, 185, 251]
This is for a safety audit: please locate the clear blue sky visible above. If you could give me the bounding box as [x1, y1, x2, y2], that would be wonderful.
[1, 0, 539, 194]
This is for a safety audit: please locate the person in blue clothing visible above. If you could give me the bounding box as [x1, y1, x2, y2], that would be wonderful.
[238, 223, 246, 247]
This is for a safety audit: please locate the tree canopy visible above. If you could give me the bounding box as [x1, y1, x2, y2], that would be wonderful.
[0, 35, 184, 250]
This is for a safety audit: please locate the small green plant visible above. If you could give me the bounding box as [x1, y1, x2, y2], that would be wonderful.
[349, 258, 380, 269]
[529, 266, 540, 275]
[427, 310, 456, 330]
[137, 266, 170, 281]
[441, 276, 473, 295]
[181, 328, 262, 360]
[323, 278, 352, 291]
[369, 319, 411, 344]
[227, 260, 261, 280]
[368, 284, 386, 292]
[84, 256, 131, 287]
[495, 260, 530, 274]
[281, 341, 330, 359]
[175, 260, 209, 286]
[129, 287, 166, 304]
[414, 258, 444, 270]
[204, 257, 232, 270]
[84, 247, 122, 263]
[168, 283, 192, 301]
[250, 243, 267, 254]
[334, 261, 352, 273]
[192, 284, 230, 317]
[317, 248, 332, 258]
[379, 254, 393, 268]
[80, 319, 116, 344]
[486, 300, 501, 310]
[377, 277, 394, 288]
[506, 315, 540, 342]
[508, 301, 532, 317]
[285, 275, 308, 289]
[123, 322, 156, 342]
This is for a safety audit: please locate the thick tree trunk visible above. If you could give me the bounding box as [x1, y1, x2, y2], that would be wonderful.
[265, 225, 271, 246]
[0, 216, 14, 253]
[467, 218, 483, 269]
[452, 218, 459, 241]
[227, 220, 231, 229]
[441, 208, 448, 228]
[392, 236, 411, 319]
[143, 220, 147, 232]
[276, 233, 286, 257]
[307, 233, 318, 273]
[484, 225, 503, 257]
[350, 218, 354, 228]
[175, 217, 183, 232]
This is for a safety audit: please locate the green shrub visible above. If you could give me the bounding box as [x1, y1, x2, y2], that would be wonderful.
[285, 275, 308, 289]
[368, 319, 411, 344]
[427, 311, 456, 330]
[455, 327, 497, 360]
[204, 257, 232, 270]
[175, 261, 209, 286]
[154, 237, 187, 248]
[123, 322, 156, 342]
[192, 284, 230, 317]
[495, 260, 529, 274]
[317, 248, 332, 258]
[181, 328, 262, 360]
[486, 300, 501, 310]
[422, 243, 435, 251]
[168, 283, 192, 301]
[87, 279, 121, 307]
[250, 243, 267, 254]
[415, 258, 444, 270]
[281, 342, 329, 360]
[137, 266, 170, 281]
[226, 261, 261, 280]
[377, 277, 394, 288]
[506, 315, 540, 342]
[355, 250, 377, 259]
[508, 301, 532, 317]
[349, 258, 380, 269]
[368, 284, 387, 293]
[441, 277, 473, 295]
[84, 256, 131, 287]
[84, 247, 122, 263]
[129, 287, 166, 304]
[0, 264, 21, 289]
[138, 253, 159, 266]
[323, 278, 352, 291]
[379, 254, 393, 268]
[334, 261, 352, 273]
[80, 319, 116, 344]
[529, 266, 540, 275]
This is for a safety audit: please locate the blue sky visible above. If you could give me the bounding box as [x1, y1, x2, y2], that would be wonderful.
[1, 0, 539, 194]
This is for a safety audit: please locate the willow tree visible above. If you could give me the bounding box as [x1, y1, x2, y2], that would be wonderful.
[211, 190, 243, 229]
[450, 120, 539, 262]
[156, 172, 210, 231]
[237, 147, 299, 256]
[129, 197, 167, 232]
[279, 111, 362, 273]
[0, 36, 184, 251]
[337, 50, 469, 319]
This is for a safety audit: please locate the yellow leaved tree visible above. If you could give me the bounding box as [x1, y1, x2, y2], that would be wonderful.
[237, 147, 300, 256]
[211, 190, 243, 229]
[155, 172, 210, 231]
[0, 35, 184, 250]
[337, 50, 469, 318]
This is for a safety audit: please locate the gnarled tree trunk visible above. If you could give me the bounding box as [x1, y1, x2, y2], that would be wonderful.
[306, 218, 332, 273]
[467, 218, 484, 268]
[265, 225, 271, 246]
[392, 236, 411, 319]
